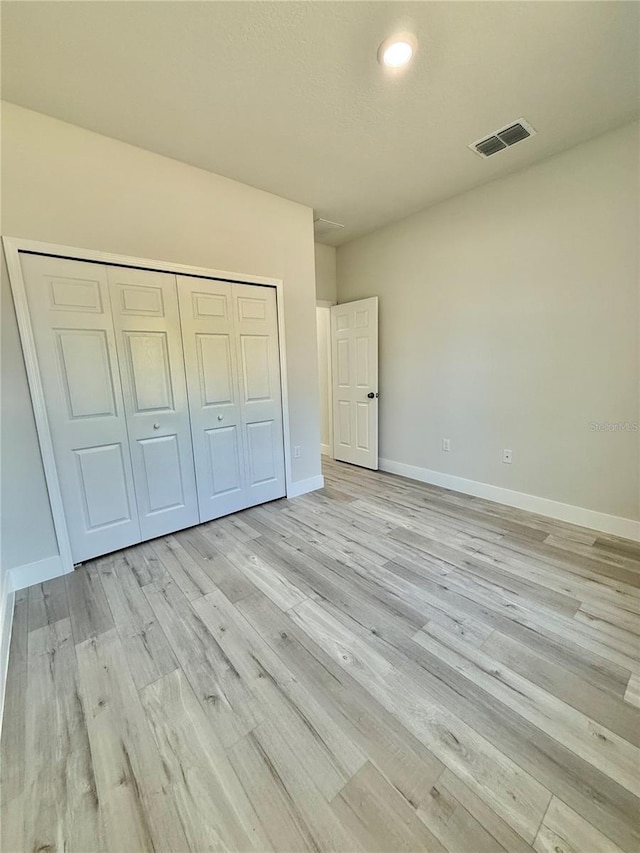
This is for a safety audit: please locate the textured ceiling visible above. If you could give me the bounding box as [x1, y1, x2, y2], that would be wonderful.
[2, 1, 639, 245]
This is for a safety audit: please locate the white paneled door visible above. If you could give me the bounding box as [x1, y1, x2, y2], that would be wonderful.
[177, 277, 246, 519]
[234, 283, 286, 506]
[177, 276, 286, 521]
[331, 297, 379, 469]
[20, 253, 141, 562]
[108, 266, 199, 539]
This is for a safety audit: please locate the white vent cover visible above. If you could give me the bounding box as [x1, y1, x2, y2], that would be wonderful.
[314, 217, 344, 236]
[469, 118, 536, 159]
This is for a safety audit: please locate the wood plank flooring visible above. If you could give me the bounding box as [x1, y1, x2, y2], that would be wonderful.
[2, 457, 640, 852]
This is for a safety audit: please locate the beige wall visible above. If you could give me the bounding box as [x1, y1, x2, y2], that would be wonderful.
[337, 122, 639, 522]
[0, 102, 321, 573]
[314, 242, 337, 302]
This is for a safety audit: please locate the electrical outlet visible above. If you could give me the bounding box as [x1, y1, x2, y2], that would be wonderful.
[503, 448, 512, 464]
[294, 445, 301, 458]
[442, 438, 451, 452]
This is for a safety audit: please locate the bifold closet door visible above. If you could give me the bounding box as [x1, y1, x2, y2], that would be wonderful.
[234, 282, 286, 505]
[177, 276, 286, 521]
[19, 253, 141, 562]
[107, 266, 199, 539]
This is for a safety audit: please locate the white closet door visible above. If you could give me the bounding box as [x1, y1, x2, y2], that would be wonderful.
[177, 276, 248, 519]
[19, 253, 141, 562]
[177, 277, 286, 521]
[108, 266, 199, 539]
[233, 283, 286, 505]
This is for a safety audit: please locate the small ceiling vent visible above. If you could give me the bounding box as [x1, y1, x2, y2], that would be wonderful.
[469, 118, 536, 159]
[314, 217, 344, 236]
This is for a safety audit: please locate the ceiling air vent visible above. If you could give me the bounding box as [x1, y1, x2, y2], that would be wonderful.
[469, 118, 536, 159]
[475, 136, 507, 157]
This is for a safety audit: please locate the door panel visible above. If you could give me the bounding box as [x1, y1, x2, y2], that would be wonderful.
[246, 420, 277, 485]
[331, 297, 379, 469]
[48, 276, 103, 312]
[336, 339, 350, 386]
[355, 337, 370, 386]
[192, 291, 227, 319]
[56, 329, 116, 419]
[237, 295, 267, 320]
[138, 434, 186, 512]
[206, 426, 243, 497]
[20, 253, 141, 562]
[108, 266, 199, 539]
[197, 334, 234, 405]
[356, 402, 371, 451]
[240, 336, 271, 401]
[74, 444, 133, 529]
[117, 283, 165, 316]
[337, 400, 351, 448]
[177, 276, 286, 521]
[178, 277, 248, 520]
[123, 331, 175, 412]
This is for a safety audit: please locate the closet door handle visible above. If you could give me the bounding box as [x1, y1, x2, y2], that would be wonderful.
[217, 414, 224, 421]
[153, 423, 160, 430]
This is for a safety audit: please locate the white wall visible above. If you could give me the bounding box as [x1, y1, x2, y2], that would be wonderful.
[0, 102, 321, 579]
[314, 242, 337, 302]
[316, 306, 332, 455]
[337, 122, 639, 525]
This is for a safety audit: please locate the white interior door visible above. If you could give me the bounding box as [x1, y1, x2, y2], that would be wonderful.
[108, 266, 199, 539]
[19, 253, 141, 562]
[234, 283, 286, 505]
[331, 297, 379, 469]
[177, 277, 246, 519]
[177, 276, 285, 521]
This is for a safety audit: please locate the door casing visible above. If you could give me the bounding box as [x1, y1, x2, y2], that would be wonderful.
[3, 236, 294, 577]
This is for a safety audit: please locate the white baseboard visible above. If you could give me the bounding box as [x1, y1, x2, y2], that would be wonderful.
[10, 554, 67, 592]
[320, 444, 332, 457]
[379, 458, 640, 541]
[287, 474, 325, 499]
[0, 584, 15, 736]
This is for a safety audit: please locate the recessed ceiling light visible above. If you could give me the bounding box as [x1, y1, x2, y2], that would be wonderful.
[378, 33, 417, 68]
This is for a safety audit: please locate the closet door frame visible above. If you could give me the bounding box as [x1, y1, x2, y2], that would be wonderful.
[3, 236, 293, 577]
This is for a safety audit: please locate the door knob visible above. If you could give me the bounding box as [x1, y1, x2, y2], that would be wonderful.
[153, 423, 160, 430]
[367, 392, 379, 399]
[217, 414, 224, 421]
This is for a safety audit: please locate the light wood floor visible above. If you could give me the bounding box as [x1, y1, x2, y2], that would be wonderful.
[2, 458, 640, 853]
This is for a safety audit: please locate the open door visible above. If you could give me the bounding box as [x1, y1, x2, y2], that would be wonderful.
[331, 297, 378, 469]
